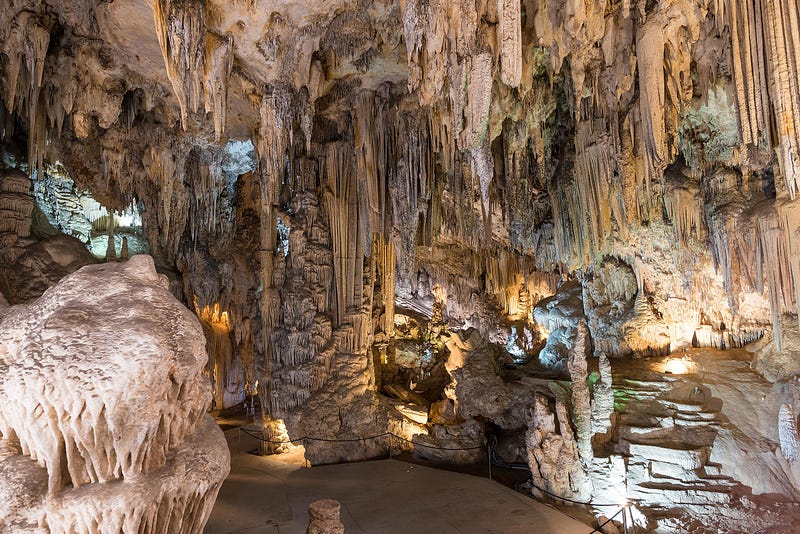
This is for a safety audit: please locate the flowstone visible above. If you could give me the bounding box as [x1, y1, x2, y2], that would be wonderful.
[0, 255, 229, 533]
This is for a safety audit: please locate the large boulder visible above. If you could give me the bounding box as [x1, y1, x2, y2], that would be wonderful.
[0, 255, 229, 533]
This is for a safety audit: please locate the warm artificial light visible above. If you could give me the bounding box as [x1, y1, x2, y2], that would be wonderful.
[194, 297, 231, 330]
[663, 357, 694, 375]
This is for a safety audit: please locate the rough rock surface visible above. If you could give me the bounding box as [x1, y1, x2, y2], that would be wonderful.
[0, 255, 229, 533]
[2, 0, 800, 530]
[306, 499, 345, 534]
[0, 168, 96, 304]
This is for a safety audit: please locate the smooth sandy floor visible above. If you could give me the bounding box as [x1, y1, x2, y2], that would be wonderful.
[205, 429, 593, 534]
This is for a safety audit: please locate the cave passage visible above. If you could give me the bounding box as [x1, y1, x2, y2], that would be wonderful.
[2, 1, 800, 533]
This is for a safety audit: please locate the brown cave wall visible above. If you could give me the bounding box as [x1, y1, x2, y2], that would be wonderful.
[2, 0, 800, 498]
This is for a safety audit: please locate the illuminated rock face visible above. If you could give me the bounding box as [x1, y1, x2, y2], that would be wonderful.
[0, 255, 229, 533]
[4, 0, 800, 529]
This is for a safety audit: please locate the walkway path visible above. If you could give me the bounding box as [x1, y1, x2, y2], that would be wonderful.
[206, 429, 593, 534]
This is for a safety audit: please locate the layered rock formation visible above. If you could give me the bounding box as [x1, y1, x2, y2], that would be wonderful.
[0, 255, 229, 532]
[2, 0, 800, 530]
[0, 167, 96, 303]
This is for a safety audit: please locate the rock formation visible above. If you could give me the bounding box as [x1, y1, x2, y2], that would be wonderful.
[1, 0, 800, 530]
[0, 255, 229, 532]
[306, 499, 345, 534]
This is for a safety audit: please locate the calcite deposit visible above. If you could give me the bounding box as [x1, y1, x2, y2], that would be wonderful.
[2, 0, 800, 531]
[0, 255, 229, 532]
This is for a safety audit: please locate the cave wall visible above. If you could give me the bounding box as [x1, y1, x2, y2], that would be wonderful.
[2, 1, 800, 527]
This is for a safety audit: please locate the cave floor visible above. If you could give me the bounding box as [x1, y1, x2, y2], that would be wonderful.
[205, 429, 593, 534]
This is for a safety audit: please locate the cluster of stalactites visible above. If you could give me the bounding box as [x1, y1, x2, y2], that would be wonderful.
[152, 0, 232, 139]
[721, 0, 800, 199]
[187, 150, 227, 242]
[323, 142, 366, 327]
[711, 0, 800, 347]
[142, 145, 188, 262]
[353, 92, 444, 274]
[2, 11, 51, 179]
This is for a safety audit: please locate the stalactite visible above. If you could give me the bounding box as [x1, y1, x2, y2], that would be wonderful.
[374, 234, 396, 337]
[551, 123, 616, 269]
[755, 205, 796, 351]
[323, 142, 363, 327]
[471, 140, 493, 214]
[102, 148, 135, 203]
[189, 158, 225, 241]
[142, 146, 188, 262]
[779, 403, 799, 462]
[152, 0, 206, 129]
[483, 250, 524, 316]
[203, 32, 233, 142]
[665, 173, 704, 245]
[637, 20, 668, 174]
[464, 52, 493, 150]
[725, 0, 771, 147]
[497, 0, 522, 88]
[1, 12, 51, 178]
[764, 0, 800, 199]
[354, 92, 389, 243]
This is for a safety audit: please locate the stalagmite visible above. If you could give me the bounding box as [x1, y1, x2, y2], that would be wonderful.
[0, 256, 228, 532]
[120, 235, 129, 260]
[306, 499, 345, 534]
[526, 393, 590, 503]
[568, 321, 593, 468]
[4, 0, 800, 528]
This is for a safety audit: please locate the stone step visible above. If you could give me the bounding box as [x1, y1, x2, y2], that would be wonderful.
[618, 378, 673, 390]
[646, 461, 737, 487]
[700, 463, 723, 476]
[647, 460, 699, 481]
[629, 484, 733, 505]
[697, 464, 736, 483]
[673, 418, 719, 428]
[674, 410, 717, 422]
[616, 388, 662, 402]
[628, 443, 708, 470]
[627, 425, 666, 435]
[663, 400, 705, 412]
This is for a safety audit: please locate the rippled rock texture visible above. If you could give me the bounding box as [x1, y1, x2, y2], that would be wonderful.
[0, 255, 229, 533]
[3, 0, 800, 530]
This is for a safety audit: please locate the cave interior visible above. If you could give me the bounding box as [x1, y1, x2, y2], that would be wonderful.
[2, 0, 800, 532]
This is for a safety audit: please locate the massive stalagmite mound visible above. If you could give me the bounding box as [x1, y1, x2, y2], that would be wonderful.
[0, 254, 229, 533]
